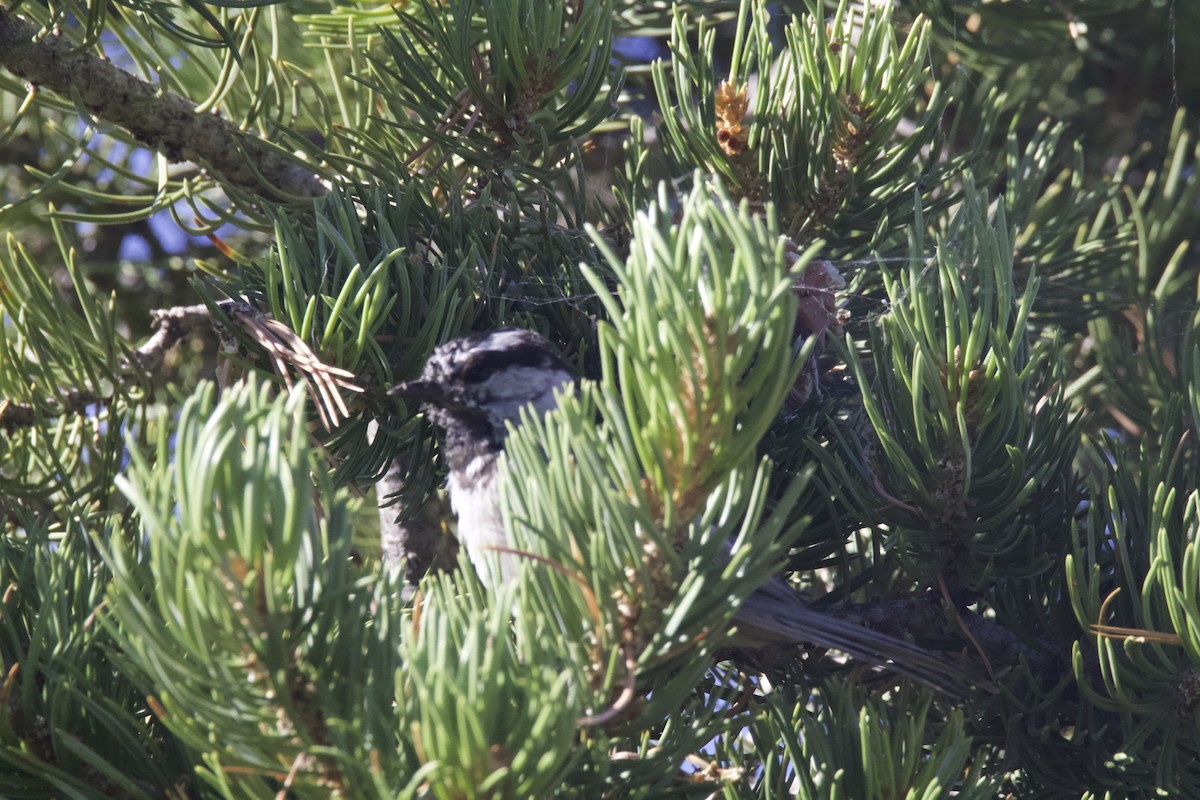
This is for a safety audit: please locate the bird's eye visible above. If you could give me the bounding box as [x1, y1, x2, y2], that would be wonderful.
[461, 360, 491, 383]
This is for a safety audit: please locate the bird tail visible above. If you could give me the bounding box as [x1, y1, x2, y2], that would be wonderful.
[732, 583, 981, 695]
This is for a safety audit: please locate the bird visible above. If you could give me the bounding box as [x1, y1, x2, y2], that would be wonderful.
[390, 329, 574, 587]
[391, 328, 972, 692]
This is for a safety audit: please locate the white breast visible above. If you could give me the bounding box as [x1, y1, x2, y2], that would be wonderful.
[447, 452, 513, 587]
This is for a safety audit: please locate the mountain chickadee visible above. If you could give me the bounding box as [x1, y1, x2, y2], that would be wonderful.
[391, 329, 969, 691]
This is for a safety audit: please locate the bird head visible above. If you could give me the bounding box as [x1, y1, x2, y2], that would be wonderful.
[390, 329, 574, 450]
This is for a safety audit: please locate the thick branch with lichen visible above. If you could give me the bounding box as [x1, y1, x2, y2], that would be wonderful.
[0, 9, 326, 201]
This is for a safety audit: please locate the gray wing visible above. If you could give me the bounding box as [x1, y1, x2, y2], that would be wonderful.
[731, 572, 978, 695]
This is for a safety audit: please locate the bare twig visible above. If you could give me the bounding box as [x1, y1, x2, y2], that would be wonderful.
[577, 639, 639, 728]
[405, 88, 475, 170]
[940, 573, 996, 681]
[0, 301, 363, 433]
[1092, 588, 1183, 645]
[133, 304, 217, 372]
[0, 304, 211, 432]
[275, 752, 310, 800]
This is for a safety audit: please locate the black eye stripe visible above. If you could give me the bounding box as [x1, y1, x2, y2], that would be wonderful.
[460, 343, 567, 383]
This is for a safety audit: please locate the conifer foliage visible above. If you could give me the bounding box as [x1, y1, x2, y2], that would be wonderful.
[0, 0, 1197, 796]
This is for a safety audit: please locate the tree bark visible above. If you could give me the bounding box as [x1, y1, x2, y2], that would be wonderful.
[0, 9, 326, 200]
[375, 450, 457, 590]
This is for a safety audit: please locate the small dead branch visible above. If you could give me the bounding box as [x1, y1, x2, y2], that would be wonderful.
[1, 301, 362, 433]
[218, 301, 362, 430]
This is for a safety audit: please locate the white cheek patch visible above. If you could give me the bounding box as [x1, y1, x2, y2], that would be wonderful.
[484, 330, 540, 350]
[481, 366, 573, 423]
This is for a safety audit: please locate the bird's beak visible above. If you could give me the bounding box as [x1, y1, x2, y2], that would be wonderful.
[388, 379, 443, 404]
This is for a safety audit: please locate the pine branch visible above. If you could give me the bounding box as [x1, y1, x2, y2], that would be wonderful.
[0, 8, 327, 201]
[0, 303, 211, 433]
[132, 304, 218, 372]
[0, 300, 362, 434]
